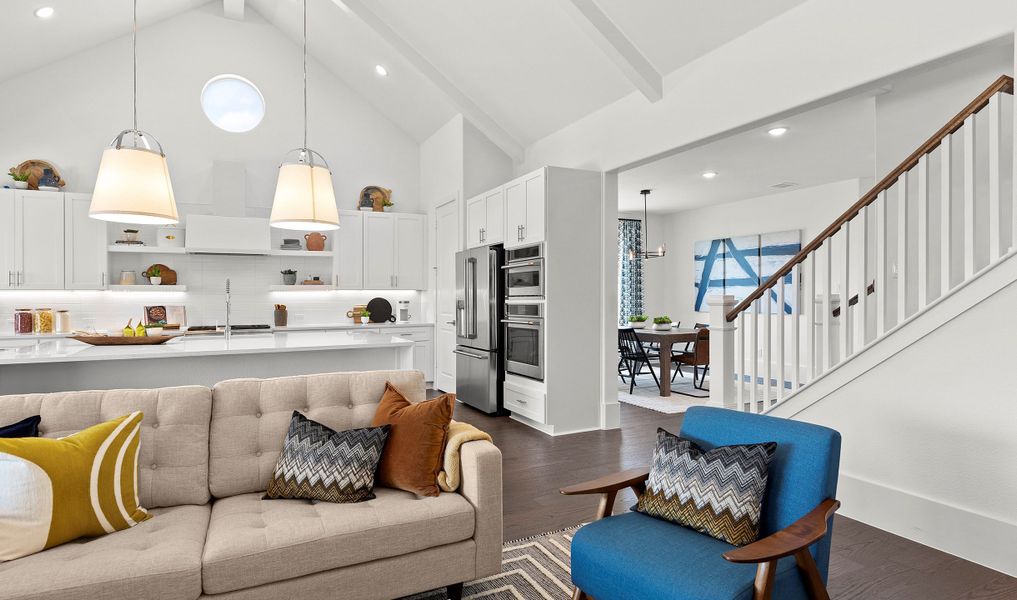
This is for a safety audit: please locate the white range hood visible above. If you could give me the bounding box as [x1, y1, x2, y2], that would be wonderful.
[185, 215, 271, 255]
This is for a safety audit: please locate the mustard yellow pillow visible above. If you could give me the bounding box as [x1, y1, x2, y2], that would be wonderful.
[0, 412, 150, 561]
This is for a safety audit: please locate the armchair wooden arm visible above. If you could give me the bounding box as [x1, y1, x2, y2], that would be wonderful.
[559, 467, 650, 520]
[722, 498, 841, 600]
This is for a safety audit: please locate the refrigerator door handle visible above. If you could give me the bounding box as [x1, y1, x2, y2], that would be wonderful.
[466, 256, 478, 339]
[453, 349, 487, 360]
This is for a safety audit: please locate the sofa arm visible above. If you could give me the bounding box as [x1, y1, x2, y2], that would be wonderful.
[459, 439, 503, 579]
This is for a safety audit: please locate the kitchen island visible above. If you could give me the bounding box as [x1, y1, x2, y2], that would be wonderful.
[0, 330, 414, 394]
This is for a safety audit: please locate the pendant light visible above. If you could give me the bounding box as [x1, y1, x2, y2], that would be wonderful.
[270, 0, 339, 231]
[90, 0, 178, 225]
[629, 189, 666, 260]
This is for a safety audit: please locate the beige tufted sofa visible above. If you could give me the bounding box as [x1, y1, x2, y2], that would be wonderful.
[0, 370, 503, 600]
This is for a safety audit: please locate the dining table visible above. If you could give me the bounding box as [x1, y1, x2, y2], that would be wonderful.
[630, 327, 700, 397]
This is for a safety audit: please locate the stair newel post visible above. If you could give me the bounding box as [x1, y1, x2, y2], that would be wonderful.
[708, 294, 737, 409]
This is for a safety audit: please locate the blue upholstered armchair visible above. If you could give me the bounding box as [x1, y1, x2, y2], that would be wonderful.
[562, 407, 842, 600]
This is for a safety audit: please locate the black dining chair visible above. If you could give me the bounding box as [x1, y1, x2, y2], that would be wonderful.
[618, 328, 661, 393]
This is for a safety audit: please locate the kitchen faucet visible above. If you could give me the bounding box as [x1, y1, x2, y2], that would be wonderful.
[225, 278, 231, 344]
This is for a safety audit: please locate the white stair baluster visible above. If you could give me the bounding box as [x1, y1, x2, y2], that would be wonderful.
[918, 154, 929, 309]
[737, 312, 745, 409]
[750, 301, 759, 412]
[764, 289, 772, 405]
[963, 115, 975, 279]
[840, 222, 851, 360]
[897, 175, 908, 323]
[777, 277, 785, 403]
[941, 136, 953, 295]
[823, 240, 833, 372]
[805, 252, 816, 382]
[876, 191, 888, 336]
[988, 93, 1002, 260]
[791, 262, 801, 391]
[857, 206, 869, 348]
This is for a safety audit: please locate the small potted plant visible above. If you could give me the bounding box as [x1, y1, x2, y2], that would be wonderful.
[145, 265, 162, 286]
[652, 316, 673, 331]
[359, 309, 371, 324]
[628, 314, 649, 329]
[8, 168, 30, 190]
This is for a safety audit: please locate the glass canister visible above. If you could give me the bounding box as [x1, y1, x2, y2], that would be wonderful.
[14, 309, 33, 335]
[34, 308, 54, 334]
[55, 310, 70, 333]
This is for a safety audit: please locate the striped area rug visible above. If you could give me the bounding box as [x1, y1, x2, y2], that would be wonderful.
[405, 526, 580, 599]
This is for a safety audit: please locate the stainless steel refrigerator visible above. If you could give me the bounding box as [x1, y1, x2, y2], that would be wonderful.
[454, 245, 504, 414]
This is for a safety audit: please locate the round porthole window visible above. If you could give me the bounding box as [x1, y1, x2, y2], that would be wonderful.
[200, 74, 266, 133]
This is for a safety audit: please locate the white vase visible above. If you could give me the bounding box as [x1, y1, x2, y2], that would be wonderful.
[13, 181, 28, 189]
[629, 321, 647, 329]
[150, 277, 162, 286]
[653, 323, 672, 331]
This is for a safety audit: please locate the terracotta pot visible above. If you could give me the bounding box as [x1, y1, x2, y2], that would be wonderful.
[304, 232, 327, 251]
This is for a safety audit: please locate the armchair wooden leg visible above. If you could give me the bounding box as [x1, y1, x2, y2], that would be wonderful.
[446, 582, 464, 600]
[595, 489, 617, 520]
[571, 587, 589, 600]
[753, 560, 777, 600]
[794, 549, 831, 600]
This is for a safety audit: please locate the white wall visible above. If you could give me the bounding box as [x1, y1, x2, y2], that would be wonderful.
[0, 4, 426, 332]
[784, 270, 1017, 576]
[463, 119, 513, 199]
[643, 179, 861, 327]
[0, 3, 421, 215]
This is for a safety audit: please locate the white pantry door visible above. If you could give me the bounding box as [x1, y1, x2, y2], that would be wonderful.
[435, 199, 459, 393]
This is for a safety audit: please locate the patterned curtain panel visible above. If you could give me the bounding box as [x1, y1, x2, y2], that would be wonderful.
[618, 220, 644, 325]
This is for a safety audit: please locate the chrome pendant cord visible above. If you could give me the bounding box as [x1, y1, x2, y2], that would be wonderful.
[133, 0, 138, 135]
[302, 0, 308, 152]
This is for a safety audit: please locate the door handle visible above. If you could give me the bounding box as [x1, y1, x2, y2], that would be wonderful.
[101, 272, 105, 287]
[446, 320, 456, 325]
[501, 319, 537, 325]
[520, 224, 526, 240]
[7, 271, 10, 287]
[16, 271, 21, 287]
[453, 349, 487, 360]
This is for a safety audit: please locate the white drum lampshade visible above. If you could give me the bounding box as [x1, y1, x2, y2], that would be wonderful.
[90, 142, 179, 225]
[270, 150, 340, 231]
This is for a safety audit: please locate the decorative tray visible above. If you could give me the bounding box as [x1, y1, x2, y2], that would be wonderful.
[70, 335, 176, 346]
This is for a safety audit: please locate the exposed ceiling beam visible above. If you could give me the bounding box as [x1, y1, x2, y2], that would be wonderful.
[335, 0, 524, 162]
[223, 0, 245, 21]
[560, 0, 663, 102]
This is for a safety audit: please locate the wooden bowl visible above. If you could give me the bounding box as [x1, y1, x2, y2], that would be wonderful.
[70, 335, 176, 346]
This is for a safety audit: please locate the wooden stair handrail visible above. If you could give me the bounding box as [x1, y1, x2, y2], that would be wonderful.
[726, 74, 1015, 322]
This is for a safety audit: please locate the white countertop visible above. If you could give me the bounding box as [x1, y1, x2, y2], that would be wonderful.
[0, 330, 413, 366]
[0, 321, 435, 340]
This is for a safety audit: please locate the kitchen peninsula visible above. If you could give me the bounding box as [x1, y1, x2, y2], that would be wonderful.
[0, 330, 413, 395]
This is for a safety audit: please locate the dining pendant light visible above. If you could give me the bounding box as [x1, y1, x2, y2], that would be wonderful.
[630, 189, 665, 260]
[270, 0, 339, 231]
[90, 0, 178, 225]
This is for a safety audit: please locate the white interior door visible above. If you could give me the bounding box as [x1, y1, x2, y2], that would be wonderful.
[435, 199, 459, 392]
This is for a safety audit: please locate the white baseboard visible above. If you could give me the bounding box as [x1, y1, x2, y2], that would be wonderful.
[838, 472, 1017, 577]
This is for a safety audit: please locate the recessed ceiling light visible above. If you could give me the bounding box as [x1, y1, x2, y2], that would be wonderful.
[702, 171, 718, 179]
[374, 64, 388, 77]
[34, 6, 55, 18]
[768, 126, 788, 137]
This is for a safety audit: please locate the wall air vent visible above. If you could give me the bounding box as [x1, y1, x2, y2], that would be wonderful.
[770, 181, 799, 189]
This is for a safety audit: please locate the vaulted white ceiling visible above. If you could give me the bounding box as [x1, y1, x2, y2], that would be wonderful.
[1, 0, 809, 153]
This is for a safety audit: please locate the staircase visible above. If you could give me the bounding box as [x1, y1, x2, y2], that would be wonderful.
[709, 75, 1016, 415]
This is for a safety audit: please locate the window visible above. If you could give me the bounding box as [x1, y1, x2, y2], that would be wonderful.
[618, 219, 644, 324]
[200, 75, 265, 132]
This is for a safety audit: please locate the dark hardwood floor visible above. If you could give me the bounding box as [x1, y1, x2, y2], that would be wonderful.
[436, 391, 1017, 600]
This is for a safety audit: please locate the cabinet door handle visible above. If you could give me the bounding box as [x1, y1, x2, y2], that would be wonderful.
[17, 271, 21, 287]
[100, 272, 105, 287]
[7, 271, 11, 287]
[520, 224, 525, 240]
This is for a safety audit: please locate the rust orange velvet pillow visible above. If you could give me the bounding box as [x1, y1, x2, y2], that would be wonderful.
[371, 382, 455, 497]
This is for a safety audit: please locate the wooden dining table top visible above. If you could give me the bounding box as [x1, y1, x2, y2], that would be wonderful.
[626, 327, 700, 343]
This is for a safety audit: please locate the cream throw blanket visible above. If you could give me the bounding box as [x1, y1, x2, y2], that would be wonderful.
[438, 420, 493, 492]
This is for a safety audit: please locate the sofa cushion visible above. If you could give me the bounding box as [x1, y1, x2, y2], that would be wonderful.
[201, 487, 475, 594]
[0, 504, 209, 600]
[209, 370, 425, 498]
[0, 386, 212, 508]
[0, 414, 40, 438]
[0, 412, 151, 561]
[571, 511, 810, 600]
[371, 382, 454, 497]
[264, 412, 389, 503]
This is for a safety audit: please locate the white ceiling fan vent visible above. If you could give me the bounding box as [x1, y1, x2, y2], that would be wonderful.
[770, 181, 799, 189]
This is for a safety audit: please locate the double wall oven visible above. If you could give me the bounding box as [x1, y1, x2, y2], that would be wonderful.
[502, 243, 544, 381]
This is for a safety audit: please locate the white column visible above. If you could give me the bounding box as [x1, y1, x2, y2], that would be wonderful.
[708, 294, 737, 409]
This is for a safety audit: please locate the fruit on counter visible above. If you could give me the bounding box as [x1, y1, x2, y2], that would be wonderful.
[135, 319, 147, 337]
[123, 319, 135, 337]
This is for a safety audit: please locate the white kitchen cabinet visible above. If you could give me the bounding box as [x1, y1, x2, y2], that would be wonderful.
[0, 191, 66, 290]
[504, 168, 545, 249]
[333, 210, 363, 289]
[465, 187, 504, 248]
[0, 191, 15, 290]
[395, 213, 425, 290]
[388, 326, 434, 381]
[64, 193, 108, 289]
[363, 212, 426, 290]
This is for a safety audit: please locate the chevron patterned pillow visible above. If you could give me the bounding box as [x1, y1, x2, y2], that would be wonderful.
[265, 412, 390, 504]
[636, 428, 777, 546]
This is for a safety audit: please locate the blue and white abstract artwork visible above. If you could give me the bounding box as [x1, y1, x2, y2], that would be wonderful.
[694, 230, 801, 314]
